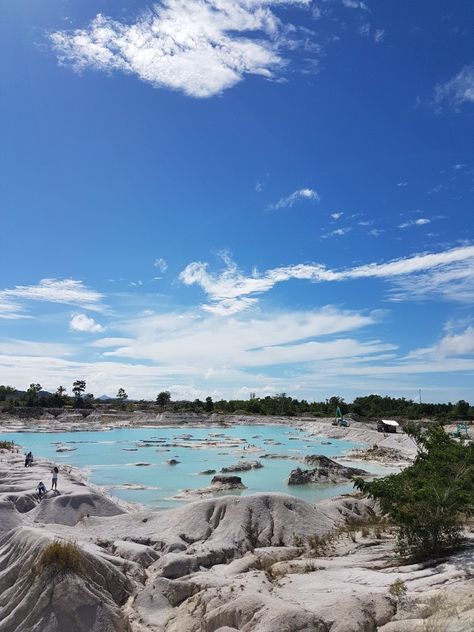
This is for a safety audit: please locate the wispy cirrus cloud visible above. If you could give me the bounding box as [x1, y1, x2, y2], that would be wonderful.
[267, 187, 320, 210]
[342, 0, 368, 9]
[50, 0, 312, 99]
[398, 218, 431, 229]
[433, 64, 474, 111]
[92, 305, 389, 371]
[180, 245, 474, 313]
[389, 257, 474, 304]
[153, 257, 168, 273]
[323, 226, 352, 238]
[373, 28, 384, 43]
[0, 339, 73, 357]
[0, 279, 105, 316]
[2, 309, 474, 400]
[0, 299, 27, 320]
[406, 325, 474, 361]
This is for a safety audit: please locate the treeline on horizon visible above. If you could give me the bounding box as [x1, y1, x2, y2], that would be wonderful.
[0, 382, 472, 421]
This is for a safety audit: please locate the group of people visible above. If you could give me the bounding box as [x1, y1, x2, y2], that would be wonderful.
[24, 449, 59, 500]
[35, 467, 59, 500]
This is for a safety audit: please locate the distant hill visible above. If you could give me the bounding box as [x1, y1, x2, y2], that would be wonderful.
[96, 395, 113, 401]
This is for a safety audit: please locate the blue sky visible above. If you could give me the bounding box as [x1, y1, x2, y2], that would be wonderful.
[0, 0, 473, 402]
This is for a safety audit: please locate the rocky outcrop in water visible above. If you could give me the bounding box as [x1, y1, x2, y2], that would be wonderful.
[221, 460, 263, 473]
[210, 475, 245, 487]
[288, 455, 368, 485]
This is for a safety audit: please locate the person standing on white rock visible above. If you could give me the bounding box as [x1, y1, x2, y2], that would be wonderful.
[51, 466, 59, 491]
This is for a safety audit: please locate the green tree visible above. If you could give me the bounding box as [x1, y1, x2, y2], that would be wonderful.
[156, 391, 171, 411]
[56, 386, 66, 408]
[453, 399, 470, 419]
[72, 380, 86, 408]
[0, 385, 16, 402]
[355, 426, 474, 559]
[205, 396, 214, 412]
[83, 393, 95, 409]
[26, 383, 42, 407]
[116, 388, 128, 409]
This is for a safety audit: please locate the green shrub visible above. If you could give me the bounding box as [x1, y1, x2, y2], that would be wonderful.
[355, 426, 474, 560]
[0, 441, 15, 451]
[388, 578, 407, 602]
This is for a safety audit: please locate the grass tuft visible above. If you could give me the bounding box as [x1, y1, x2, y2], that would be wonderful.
[37, 540, 86, 576]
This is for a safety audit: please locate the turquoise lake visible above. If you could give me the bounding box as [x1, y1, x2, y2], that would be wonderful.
[1, 424, 375, 510]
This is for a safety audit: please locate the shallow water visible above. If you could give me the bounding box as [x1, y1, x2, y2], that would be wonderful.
[1, 424, 384, 510]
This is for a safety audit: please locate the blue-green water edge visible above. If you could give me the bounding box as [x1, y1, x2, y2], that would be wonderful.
[1, 425, 381, 510]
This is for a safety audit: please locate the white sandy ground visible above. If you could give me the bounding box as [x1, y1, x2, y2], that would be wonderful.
[0, 418, 473, 632]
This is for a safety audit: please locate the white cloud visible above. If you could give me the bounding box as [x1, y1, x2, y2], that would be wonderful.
[180, 245, 474, 313]
[70, 313, 106, 334]
[0, 299, 28, 320]
[0, 339, 72, 357]
[406, 326, 474, 361]
[374, 28, 384, 43]
[0, 278, 104, 316]
[397, 182, 408, 187]
[342, 0, 368, 9]
[433, 64, 474, 111]
[93, 305, 388, 373]
[368, 228, 384, 237]
[51, 0, 312, 99]
[328, 227, 351, 237]
[268, 187, 320, 210]
[153, 257, 168, 272]
[1, 305, 473, 401]
[398, 218, 431, 228]
[331, 212, 344, 220]
[435, 327, 474, 357]
[389, 257, 474, 304]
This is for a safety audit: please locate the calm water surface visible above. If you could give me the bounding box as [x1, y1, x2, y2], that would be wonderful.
[1, 424, 376, 510]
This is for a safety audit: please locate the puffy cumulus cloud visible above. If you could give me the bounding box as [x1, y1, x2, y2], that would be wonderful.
[268, 187, 320, 210]
[70, 313, 106, 333]
[51, 0, 312, 98]
[180, 245, 474, 314]
[433, 64, 474, 111]
[0, 278, 105, 315]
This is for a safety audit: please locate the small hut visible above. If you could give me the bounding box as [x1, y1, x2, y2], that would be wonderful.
[377, 419, 399, 434]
